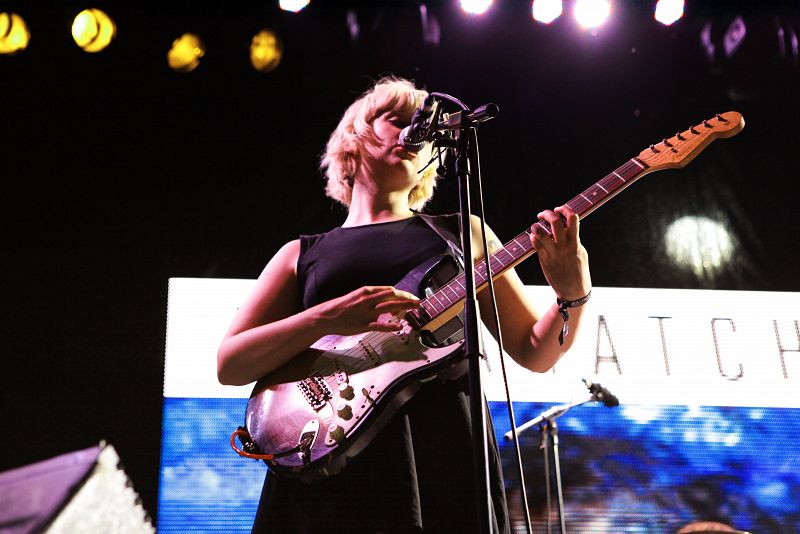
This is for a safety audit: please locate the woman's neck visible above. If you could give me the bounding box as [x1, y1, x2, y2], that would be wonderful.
[342, 184, 415, 227]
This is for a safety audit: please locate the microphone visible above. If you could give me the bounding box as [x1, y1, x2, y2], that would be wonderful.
[399, 94, 436, 152]
[582, 378, 620, 407]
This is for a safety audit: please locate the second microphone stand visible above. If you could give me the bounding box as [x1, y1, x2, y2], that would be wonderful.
[505, 386, 615, 534]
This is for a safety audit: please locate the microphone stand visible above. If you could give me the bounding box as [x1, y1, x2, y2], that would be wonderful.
[504, 396, 595, 534]
[429, 92, 494, 533]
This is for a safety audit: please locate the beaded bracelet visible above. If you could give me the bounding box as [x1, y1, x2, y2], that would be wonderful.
[556, 291, 592, 345]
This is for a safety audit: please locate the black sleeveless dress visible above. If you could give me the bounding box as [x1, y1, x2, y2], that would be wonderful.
[251, 216, 509, 534]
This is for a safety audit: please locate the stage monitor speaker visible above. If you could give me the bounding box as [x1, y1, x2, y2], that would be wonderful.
[0, 442, 154, 534]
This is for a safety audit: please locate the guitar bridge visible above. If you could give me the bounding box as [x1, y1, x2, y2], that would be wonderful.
[298, 377, 333, 411]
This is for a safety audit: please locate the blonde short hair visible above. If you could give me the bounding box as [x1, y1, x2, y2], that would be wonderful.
[321, 77, 438, 210]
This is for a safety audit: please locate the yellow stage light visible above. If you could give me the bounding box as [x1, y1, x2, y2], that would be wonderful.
[167, 33, 205, 73]
[250, 30, 283, 72]
[0, 12, 31, 55]
[72, 8, 116, 52]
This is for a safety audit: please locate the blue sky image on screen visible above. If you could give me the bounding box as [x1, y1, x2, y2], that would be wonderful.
[159, 398, 800, 533]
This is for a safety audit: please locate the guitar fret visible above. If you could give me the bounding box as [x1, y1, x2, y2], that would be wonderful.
[442, 284, 460, 302]
[612, 170, 626, 182]
[535, 220, 552, 236]
[579, 193, 594, 205]
[490, 255, 503, 269]
[497, 252, 513, 267]
[421, 300, 437, 317]
[449, 282, 465, 301]
[599, 174, 622, 191]
[512, 235, 531, 256]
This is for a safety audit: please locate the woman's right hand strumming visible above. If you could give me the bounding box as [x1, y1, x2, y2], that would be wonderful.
[217, 238, 421, 386]
[312, 285, 420, 335]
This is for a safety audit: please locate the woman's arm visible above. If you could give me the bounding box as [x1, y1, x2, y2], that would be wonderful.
[216, 240, 420, 386]
[474, 205, 592, 372]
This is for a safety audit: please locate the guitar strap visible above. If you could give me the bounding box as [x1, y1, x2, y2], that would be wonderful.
[415, 212, 465, 268]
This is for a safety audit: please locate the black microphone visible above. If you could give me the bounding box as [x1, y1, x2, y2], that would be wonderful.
[582, 378, 620, 407]
[399, 94, 436, 152]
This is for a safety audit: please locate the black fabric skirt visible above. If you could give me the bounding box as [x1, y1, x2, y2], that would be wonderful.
[251, 376, 509, 534]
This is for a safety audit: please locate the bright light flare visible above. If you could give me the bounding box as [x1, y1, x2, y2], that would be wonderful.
[460, 0, 493, 16]
[665, 216, 735, 280]
[279, 0, 310, 13]
[250, 30, 283, 72]
[72, 8, 116, 53]
[167, 33, 205, 73]
[574, 0, 611, 29]
[654, 0, 684, 26]
[532, 0, 563, 24]
[0, 12, 30, 54]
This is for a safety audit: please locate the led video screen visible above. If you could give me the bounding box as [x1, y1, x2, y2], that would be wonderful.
[159, 279, 800, 533]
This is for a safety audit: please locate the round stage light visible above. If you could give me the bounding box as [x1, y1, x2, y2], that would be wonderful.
[279, 0, 310, 13]
[532, 0, 563, 25]
[665, 216, 734, 280]
[0, 12, 31, 54]
[167, 33, 205, 73]
[654, 0, 684, 26]
[574, 0, 610, 29]
[460, 0, 493, 16]
[250, 30, 283, 72]
[71, 8, 116, 53]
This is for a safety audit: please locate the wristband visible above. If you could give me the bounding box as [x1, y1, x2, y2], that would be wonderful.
[556, 291, 591, 345]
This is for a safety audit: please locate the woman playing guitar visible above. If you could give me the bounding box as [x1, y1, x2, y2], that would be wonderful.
[217, 77, 592, 533]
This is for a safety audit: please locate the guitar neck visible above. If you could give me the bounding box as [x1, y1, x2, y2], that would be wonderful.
[410, 157, 652, 329]
[410, 110, 745, 329]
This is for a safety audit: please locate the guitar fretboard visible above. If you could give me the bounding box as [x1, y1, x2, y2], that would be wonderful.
[411, 157, 649, 327]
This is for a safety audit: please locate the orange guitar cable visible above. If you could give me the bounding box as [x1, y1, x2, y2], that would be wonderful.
[230, 428, 276, 460]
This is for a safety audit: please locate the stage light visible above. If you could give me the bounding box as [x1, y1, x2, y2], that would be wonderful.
[71, 8, 116, 53]
[665, 216, 734, 280]
[654, 0, 684, 26]
[167, 33, 205, 73]
[574, 0, 610, 29]
[460, 0, 493, 16]
[0, 12, 30, 54]
[250, 30, 282, 72]
[279, 0, 310, 13]
[532, 0, 563, 24]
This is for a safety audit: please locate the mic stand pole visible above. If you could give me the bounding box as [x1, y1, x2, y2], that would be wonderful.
[545, 418, 566, 534]
[430, 91, 499, 533]
[456, 122, 492, 533]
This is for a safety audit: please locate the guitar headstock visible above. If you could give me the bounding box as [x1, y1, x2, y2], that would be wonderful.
[637, 111, 745, 172]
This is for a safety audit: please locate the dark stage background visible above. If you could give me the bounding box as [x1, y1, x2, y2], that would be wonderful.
[2, 0, 799, 521]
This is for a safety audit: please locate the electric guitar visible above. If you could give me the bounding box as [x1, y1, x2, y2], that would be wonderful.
[232, 112, 745, 480]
